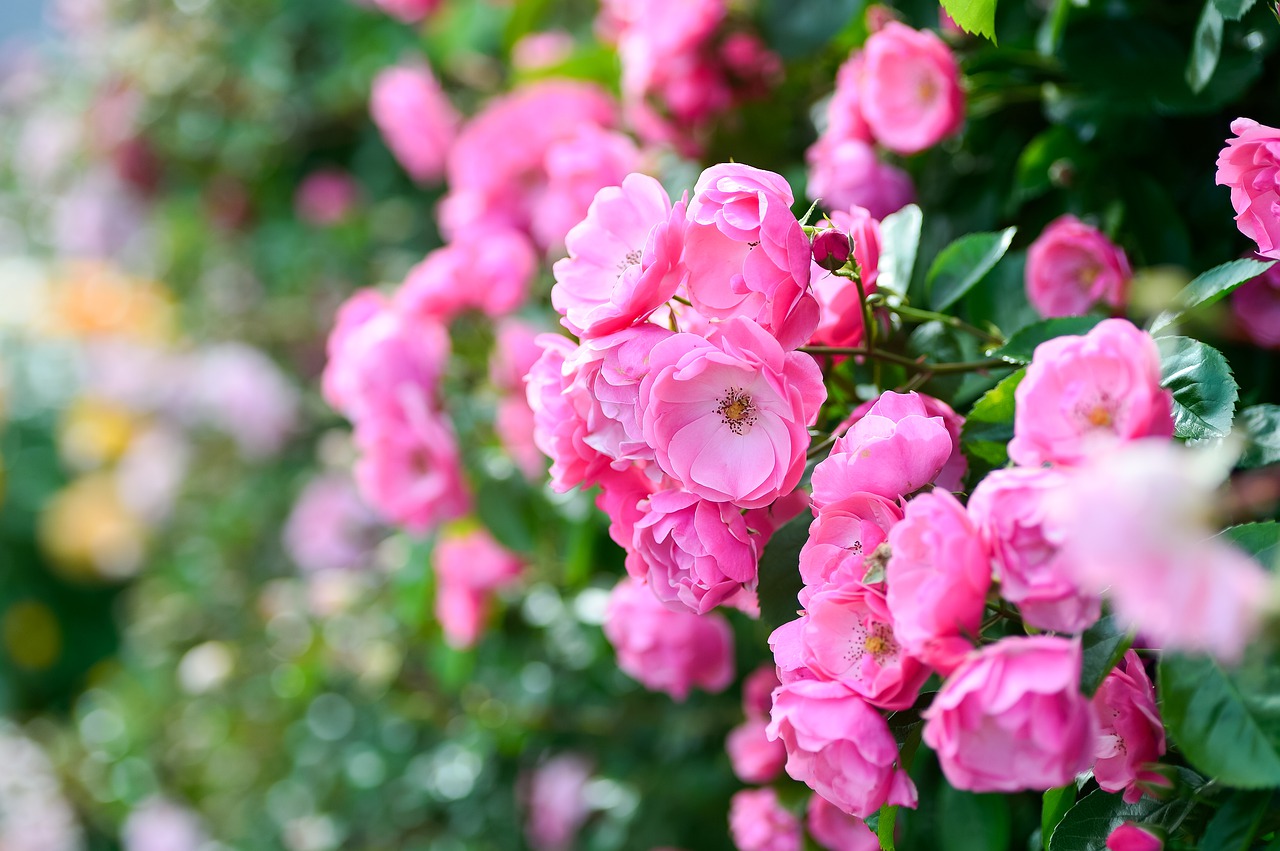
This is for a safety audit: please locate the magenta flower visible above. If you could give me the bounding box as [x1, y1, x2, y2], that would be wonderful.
[370, 64, 457, 184]
[433, 528, 523, 648]
[726, 717, 787, 784]
[533, 125, 644, 252]
[398, 228, 537, 320]
[807, 137, 916, 220]
[798, 492, 903, 594]
[806, 795, 878, 851]
[858, 22, 965, 155]
[727, 788, 802, 851]
[1026, 215, 1131, 318]
[1232, 260, 1280, 348]
[294, 169, 360, 226]
[1093, 651, 1167, 803]
[526, 333, 613, 493]
[639, 317, 825, 508]
[1106, 823, 1163, 851]
[1216, 117, 1280, 259]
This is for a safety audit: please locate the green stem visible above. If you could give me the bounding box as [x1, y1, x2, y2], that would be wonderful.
[878, 726, 924, 851]
[838, 266, 881, 392]
[798, 346, 1011, 376]
[888, 303, 1005, 347]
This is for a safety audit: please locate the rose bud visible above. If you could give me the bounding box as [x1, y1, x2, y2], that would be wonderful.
[812, 228, 854, 273]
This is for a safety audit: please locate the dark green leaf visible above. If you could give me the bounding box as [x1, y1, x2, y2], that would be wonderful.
[1080, 616, 1133, 696]
[1048, 785, 1198, 851]
[960, 368, 1025, 475]
[757, 514, 809, 634]
[1150, 259, 1275, 334]
[1237, 405, 1280, 469]
[759, 0, 864, 58]
[938, 785, 1011, 851]
[1042, 785, 1076, 850]
[1014, 126, 1088, 204]
[1213, 0, 1258, 19]
[1159, 651, 1280, 789]
[940, 0, 999, 42]
[1199, 790, 1273, 851]
[1187, 2, 1226, 94]
[1218, 521, 1280, 571]
[993, 316, 1104, 364]
[474, 472, 536, 554]
[1157, 336, 1239, 441]
[878, 204, 923, 300]
[928, 228, 1017, 312]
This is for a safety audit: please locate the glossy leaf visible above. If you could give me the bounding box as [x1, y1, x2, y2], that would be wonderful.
[1048, 781, 1200, 851]
[1219, 521, 1280, 571]
[1041, 785, 1076, 850]
[940, 0, 999, 42]
[1080, 616, 1133, 696]
[1199, 790, 1273, 851]
[993, 316, 1104, 364]
[938, 786, 1011, 851]
[1149, 258, 1275, 334]
[1237, 405, 1280, 469]
[878, 204, 923, 300]
[928, 227, 1017, 312]
[1213, 0, 1258, 19]
[960, 368, 1025, 474]
[1187, 2, 1225, 94]
[1157, 336, 1239, 441]
[757, 513, 809, 634]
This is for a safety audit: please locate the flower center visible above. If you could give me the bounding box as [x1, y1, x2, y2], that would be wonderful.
[617, 249, 643, 273]
[716, 387, 758, 435]
[1087, 406, 1113, 428]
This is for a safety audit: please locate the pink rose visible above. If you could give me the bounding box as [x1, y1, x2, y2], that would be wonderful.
[1232, 261, 1280, 348]
[433, 528, 523, 648]
[967, 466, 1100, 634]
[282, 474, 381, 574]
[823, 53, 874, 146]
[810, 391, 954, 508]
[639, 317, 825, 508]
[594, 463, 660, 550]
[602, 576, 734, 701]
[806, 137, 916, 221]
[370, 64, 458, 183]
[496, 396, 544, 480]
[1026, 215, 1131, 318]
[770, 616, 818, 685]
[798, 492, 903, 593]
[522, 754, 593, 851]
[1106, 823, 1163, 851]
[727, 788, 801, 851]
[806, 796, 878, 851]
[1216, 118, 1280, 259]
[726, 717, 787, 784]
[858, 22, 965, 155]
[526, 333, 613, 492]
[923, 636, 1097, 792]
[512, 31, 575, 71]
[743, 664, 781, 717]
[1093, 651, 1167, 803]
[885, 490, 990, 674]
[795, 583, 931, 710]
[490, 319, 545, 392]
[767, 679, 917, 818]
[689, 162, 793, 242]
[294, 169, 359, 225]
[369, 0, 442, 23]
[398, 228, 537, 320]
[551, 173, 687, 338]
[1007, 319, 1174, 468]
[532, 125, 644, 251]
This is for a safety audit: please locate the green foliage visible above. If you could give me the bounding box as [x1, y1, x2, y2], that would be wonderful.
[926, 228, 1016, 312]
[759, 0, 866, 59]
[1187, 2, 1225, 94]
[1199, 790, 1273, 851]
[1041, 785, 1076, 851]
[1079, 616, 1133, 697]
[993, 316, 1104, 364]
[1158, 336, 1240, 442]
[1150, 258, 1276, 334]
[878, 204, 924, 301]
[959, 368, 1025, 479]
[940, 0, 999, 42]
[1047, 777, 1203, 851]
[1236, 405, 1280, 469]
[937, 786, 1012, 851]
[756, 514, 809, 635]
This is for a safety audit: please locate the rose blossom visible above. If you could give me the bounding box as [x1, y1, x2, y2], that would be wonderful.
[922, 636, 1097, 792]
[798, 492, 902, 593]
[858, 22, 965, 155]
[1216, 118, 1280, 259]
[639, 317, 825, 508]
[397, 228, 537, 320]
[767, 679, 917, 818]
[370, 0, 441, 23]
[602, 576, 734, 701]
[433, 528, 523, 648]
[551, 173, 687, 338]
[369, 64, 458, 183]
[810, 206, 882, 348]
[1007, 318, 1174, 468]
[821, 53, 874, 147]
[594, 464, 660, 551]
[533, 125, 645, 252]
[1026, 215, 1131, 317]
[810, 391, 953, 508]
[806, 796, 878, 851]
[1093, 651, 1167, 803]
[726, 717, 787, 784]
[1232, 261, 1280, 348]
[294, 169, 359, 225]
[967, 466, 1100, 634]
[522, 754, 593, 851]
[282, 474, 381, 574]
[727, 788, 801, 851]
[743, 665, 781, 718]
[526, 333, 613, 492]
[1107, 823, 1163, 851]
[885, 490, 990, 674]
[806, 138, 916, 221]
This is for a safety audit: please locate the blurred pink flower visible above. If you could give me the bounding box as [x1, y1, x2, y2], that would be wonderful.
[728, 788, 802, 851]
[397, 228, 537, 319]
[183, 343, 299, 459]
[122, 798, 207, 851]
[282, 473, 382, 574]
[1093, 651, 1167, 803]
[295, 169, 361, 225]
[532, 126, 645, 251]
[1232, 261, 1280, 348]
[512, 31, 576, 70]
[369, 0, 443, 25]
[726, 716, 787, 784]
[1026, 215, 1131, 318]
[433, 527, 523, 647]
[370, 64, 458, 183]
[806, 137, 915, 220]
[522, 755, 594, 851]
[806, 795, 878, 851]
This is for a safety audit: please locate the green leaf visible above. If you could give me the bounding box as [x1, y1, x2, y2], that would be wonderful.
[1014, 126, 1088, 204]
[878, 204, 923, 300]
[757, 513, 809, 634]
[993, 316, 1104, 364]
[1214, 0, 1258, 20]
[1187, 2, 1226, 94]
[928, 228, 1016, 312]
[1157, 336, 1239, 441]
[1237, 405, 1280, 469]
[759, 0, 864, 58]
[473, 471, 537, 554]
[1149, 258, 1275, 334]
[937, 785, 1011, 851]
[1080, 616, 1134, 696]
[1042, 785, 1076, 850]
[940, 0, 999, 42]
[1048, 785, 1199, 851]
[959, 368, 1025, 475]
[1159, 652, 1280, 789]
[1219, 521, 1280, 570]
[1199, 790, 1273, 851]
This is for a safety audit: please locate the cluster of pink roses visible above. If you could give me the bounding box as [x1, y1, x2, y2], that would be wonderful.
[807, 20, 964, 218]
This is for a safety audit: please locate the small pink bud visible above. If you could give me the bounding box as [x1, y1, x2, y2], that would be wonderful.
[1106, 823, 1163, 851]
[812, 228, 854, 272]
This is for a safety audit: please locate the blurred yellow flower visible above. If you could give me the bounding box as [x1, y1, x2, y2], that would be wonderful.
[42, 261, 174, 343]
[38, 473, 146, 581]
[58, 397, 141, 471]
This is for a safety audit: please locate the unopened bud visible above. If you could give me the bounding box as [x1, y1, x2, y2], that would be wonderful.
[811, 228, 853, 272]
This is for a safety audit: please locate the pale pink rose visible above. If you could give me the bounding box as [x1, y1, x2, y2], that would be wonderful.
[967, 467, 1100, 633]
[770, 615, 818, 685]
[552, 173, 687, 338]
[858, 22, 964, 155]
[183, 343, 300, 459]
[627, 487, 763, 614]
[811, 391, 954, 508]
[1232, 261, 1280, 348]
[1026, 215, 1131, 318]
[885, 490, 990, 674]
[1107, 823, 1163, 851]
[526, 334, 613, 492]
[398, 228, 537, 320]
[123, 798, 206, 851]
[798, 493, 903, 594]
[522, 754, 594, 851]
[806, 796, 878, 851]
[828, 391, 967, 493]
[1093, 651, 1167, 803]
[823, 53, 874, 146]
[767, 679, 917, 818]
[352, 402, 471, 534]
[1007, 319, 1174, 468]
[806, 137, 916, 220]
[602, 576, 734, 701]
[433, 528, 523, 647]
[1216, 118, 1280, 259]
[923, 636, 1097, 792]
[727, 788, 801, 851]
[496, 397, 545, 480]
[594, 463, 661, 550]
[490, 319, 545, 392]
[1051, 439, 1271, 662]
[533, 126, 645, 251]
[639, 317, 825, 508]
[567, 324, 674, 464]
[322, 290, 450, 424]
[689, 162, 793, 242]
[370, 0, 441, 23]
[370, 64, 458, 183]
[282, 474, 381, 574]
[796, 583, 930, 710]
[512, 31, 575, 71]
[294, 169, 360, 225]
[605, 0, 726, 99]
[726, 717, 787, 784]
[743, 665, 781, 717]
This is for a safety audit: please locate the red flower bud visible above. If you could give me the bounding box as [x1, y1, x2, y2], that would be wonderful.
[811, 228, 854, 272]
